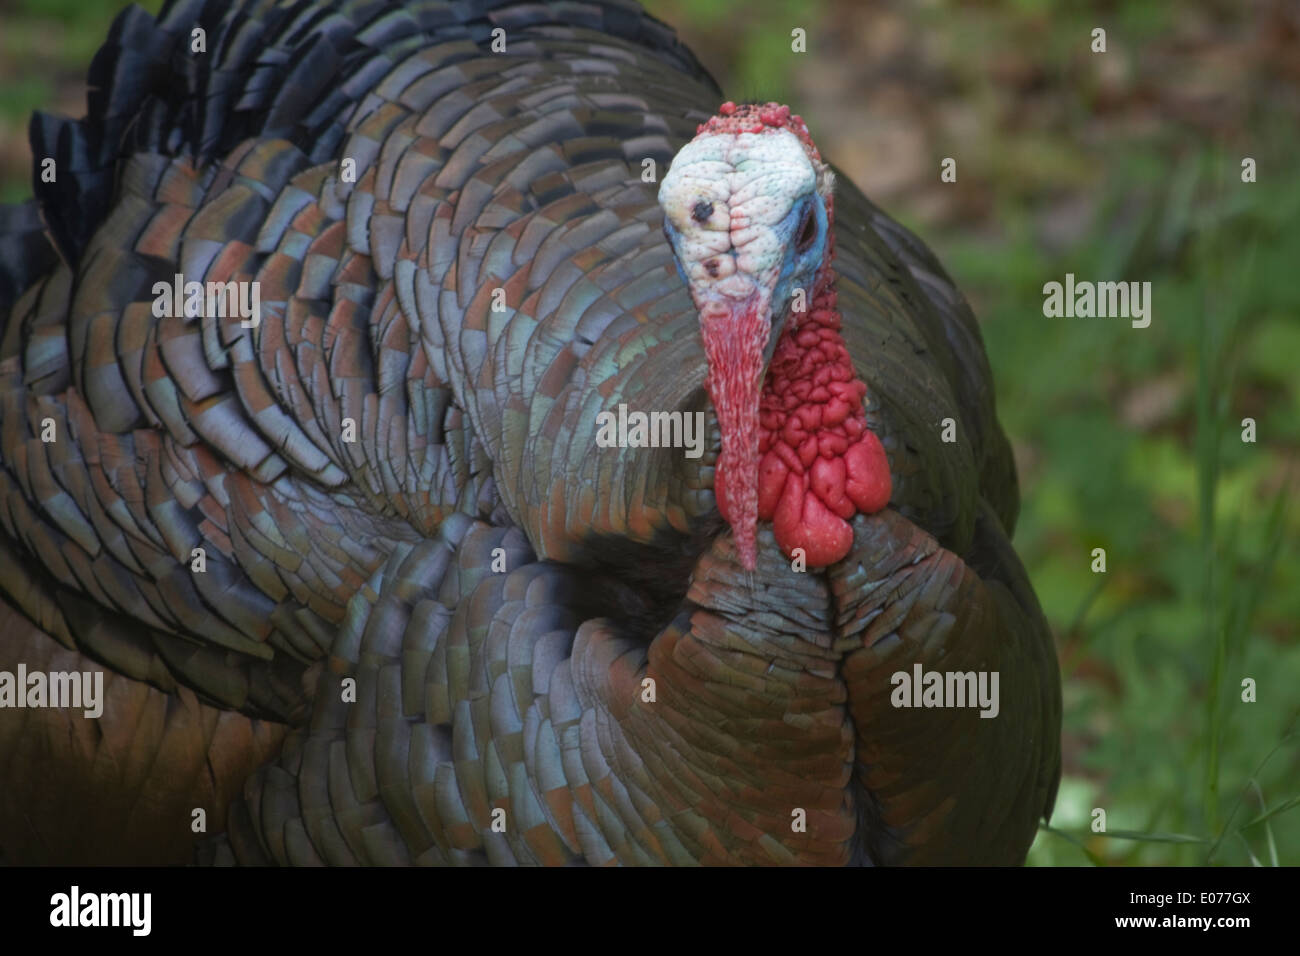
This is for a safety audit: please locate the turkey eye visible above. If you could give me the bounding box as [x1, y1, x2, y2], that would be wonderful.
[796, 205, 817, 252]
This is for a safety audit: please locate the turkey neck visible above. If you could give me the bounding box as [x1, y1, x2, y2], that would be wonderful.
[576, 519, 859, 865]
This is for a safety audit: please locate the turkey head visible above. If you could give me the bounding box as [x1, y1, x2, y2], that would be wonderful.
[659, 102, 892, 571]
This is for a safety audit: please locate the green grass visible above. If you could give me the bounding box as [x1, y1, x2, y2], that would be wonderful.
[949, 145, 1300, 865]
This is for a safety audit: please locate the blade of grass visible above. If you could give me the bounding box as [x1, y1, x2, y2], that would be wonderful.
[1057, 575, 1108, 677]
[1196, 227, 1225, 835]
[1225, 480, 1289, 661]
[1234, 832, 1263, 867]
[1038, 823, 1105, 866]
[1248, 782, 1280, 867]
[1090, 829, 1206, 844]
[1241, 793, 1300, 830]
[1206, 715, 1299, 862]
[1118, 795, 1177, 866]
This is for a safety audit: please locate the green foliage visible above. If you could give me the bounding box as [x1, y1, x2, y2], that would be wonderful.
[945, 142, 1300, 866]
[0, 75, 53, 125]
[645, 0, 823, 102]
[1, 0, 164, 72]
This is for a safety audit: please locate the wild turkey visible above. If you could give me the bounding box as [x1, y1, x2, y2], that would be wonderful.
[0, 0, 1060, 865]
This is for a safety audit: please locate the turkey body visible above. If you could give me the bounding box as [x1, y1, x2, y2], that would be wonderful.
[0, 0, 1060, 865]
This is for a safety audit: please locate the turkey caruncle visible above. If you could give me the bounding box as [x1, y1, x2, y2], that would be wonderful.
[0, 0, 1060, 865]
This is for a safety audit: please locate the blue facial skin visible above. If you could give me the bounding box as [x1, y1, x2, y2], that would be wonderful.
[663, 192, 828, 363]
[768, 194, 828, 355]
[664, 221, 690, 288]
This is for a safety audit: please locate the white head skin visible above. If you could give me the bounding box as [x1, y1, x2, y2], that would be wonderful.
[658, 108, 834, 568]
[659, 127, 827, 340]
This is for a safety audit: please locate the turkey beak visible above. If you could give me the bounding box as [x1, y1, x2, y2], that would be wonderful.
[697, 285, 776, 571]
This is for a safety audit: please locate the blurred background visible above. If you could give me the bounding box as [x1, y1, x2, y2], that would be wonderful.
[1, 0, 1296, 865]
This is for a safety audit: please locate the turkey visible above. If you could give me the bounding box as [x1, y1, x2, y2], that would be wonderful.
[0, 0, 1060, 865]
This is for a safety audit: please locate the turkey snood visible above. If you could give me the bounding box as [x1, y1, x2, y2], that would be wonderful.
[659, 102, 892, 570]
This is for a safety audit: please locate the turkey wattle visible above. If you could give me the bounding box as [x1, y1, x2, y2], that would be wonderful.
[0, 0, 1060, 866]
